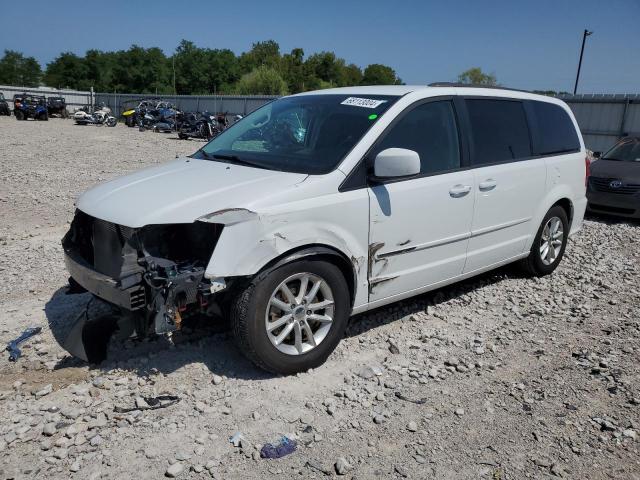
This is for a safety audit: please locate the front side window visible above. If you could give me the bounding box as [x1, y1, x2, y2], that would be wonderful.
[466, 99, 532, 165]
[372, 101, 461, 175]
[530, 101, 580, 155]
[194, 94, 397, 174]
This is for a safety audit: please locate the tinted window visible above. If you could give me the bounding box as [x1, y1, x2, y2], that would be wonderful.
[374, 101, 460, 175]
[530, 101, 580, 155]
[466, 99, 532, 165]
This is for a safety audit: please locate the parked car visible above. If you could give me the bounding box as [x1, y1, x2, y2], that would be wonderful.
[47, 96, 69, 118]
[0, 93, 10, 115]
[587, 137, 640, 218]
[60, 85, 587, 373]
[13, 94, 48, 120]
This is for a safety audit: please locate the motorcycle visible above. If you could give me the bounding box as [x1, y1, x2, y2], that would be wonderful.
[122, 99, 156, 127]
[138, 101, 179, 132]
[178, 111, 221, 140]
[74, 103, 117, 127]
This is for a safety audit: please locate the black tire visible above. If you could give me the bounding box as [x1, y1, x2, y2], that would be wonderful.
[15, 110, 24, 120]
[231, 259, 350, 374]
[521, 205, 569, 276]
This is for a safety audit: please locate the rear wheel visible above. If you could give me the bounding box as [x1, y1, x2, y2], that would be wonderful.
[521, 205, 569, 276]
[231, 259, 350, 374]
[15, 110, 24, 120]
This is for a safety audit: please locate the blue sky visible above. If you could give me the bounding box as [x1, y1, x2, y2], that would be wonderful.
[1, 0, 638, 93]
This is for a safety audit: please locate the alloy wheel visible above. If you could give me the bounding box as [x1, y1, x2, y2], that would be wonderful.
[264, 272, 335, 355]
[539, 216, 564, 266]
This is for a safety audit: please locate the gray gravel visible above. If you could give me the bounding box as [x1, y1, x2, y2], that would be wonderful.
[1, 117, 639, 479]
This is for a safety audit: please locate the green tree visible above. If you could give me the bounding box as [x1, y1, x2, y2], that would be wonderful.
[361, 64, 402, 85]
[44, 52, 86, 89]
[84, 49, 116, 91]
[339, 63, 363, 87]
[0, 50, 42, 87]
[239, 40, 281, 73]
[235, 66, 288, 95]
[111, 46, 171, 93]
[282, 48, 307, 93]
[457, 67, 497, 86]
[306, 51, 343, 86]
[203, 48, 240, 93]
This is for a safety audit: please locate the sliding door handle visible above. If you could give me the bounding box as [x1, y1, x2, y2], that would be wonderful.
[449, 184, 472, 198]
[479, 179, 497, 192]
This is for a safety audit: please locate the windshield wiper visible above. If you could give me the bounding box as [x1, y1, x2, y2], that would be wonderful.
[203, 152, 268, 169]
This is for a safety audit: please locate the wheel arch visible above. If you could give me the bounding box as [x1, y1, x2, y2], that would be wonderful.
[551, 197, 574, 228]
[253, 244, 358, 308]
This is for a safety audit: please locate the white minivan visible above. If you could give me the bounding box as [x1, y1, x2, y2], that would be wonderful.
[62, 85, 588, 373]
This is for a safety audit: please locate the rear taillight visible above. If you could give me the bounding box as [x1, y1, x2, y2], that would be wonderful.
[585, 156, 590, 187]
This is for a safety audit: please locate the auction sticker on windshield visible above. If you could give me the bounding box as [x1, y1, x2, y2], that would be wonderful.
[341, 97, 387, 108]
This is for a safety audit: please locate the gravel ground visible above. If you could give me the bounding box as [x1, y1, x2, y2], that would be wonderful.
[0, 117, 639, 480]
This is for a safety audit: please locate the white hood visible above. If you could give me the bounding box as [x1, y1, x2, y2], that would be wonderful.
[76, 157, 308, 227]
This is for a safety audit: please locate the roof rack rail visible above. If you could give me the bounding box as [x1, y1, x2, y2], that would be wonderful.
[428, 82, 531, 93]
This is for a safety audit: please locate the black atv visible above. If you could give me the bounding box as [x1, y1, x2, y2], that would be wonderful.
[47, 97, 69, 118]
[0, 93, 10, 116]
[13, 94, 48, 121]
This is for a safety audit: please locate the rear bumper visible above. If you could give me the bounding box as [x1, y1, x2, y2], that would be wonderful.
[64, 251, 146, 310]
[586, 190, 640, 218]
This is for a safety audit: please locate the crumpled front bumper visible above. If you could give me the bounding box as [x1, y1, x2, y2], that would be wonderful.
[64, 251, 146, 311]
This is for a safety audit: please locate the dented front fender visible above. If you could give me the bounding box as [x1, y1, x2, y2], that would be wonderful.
[203, 190, 370, 309]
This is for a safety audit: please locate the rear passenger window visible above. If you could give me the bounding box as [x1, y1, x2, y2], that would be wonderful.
[530, 101, 580, 155]
[466, 99, 532, 165]
[374, 101, 460, 175]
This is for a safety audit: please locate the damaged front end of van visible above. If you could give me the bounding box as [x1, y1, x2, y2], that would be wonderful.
[60, 209, 227, 361]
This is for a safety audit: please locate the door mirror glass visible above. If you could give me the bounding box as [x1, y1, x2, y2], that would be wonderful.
[373, 148, 420, 179]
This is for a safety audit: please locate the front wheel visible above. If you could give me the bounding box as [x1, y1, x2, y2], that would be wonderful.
[231, 259, 350, 374]
[521, 206, 569, 276]
[106, 117, 117, 127]
[15, 110, 24, 120]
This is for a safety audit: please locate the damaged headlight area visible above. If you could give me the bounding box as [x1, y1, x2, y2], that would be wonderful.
[61, 210, 224, 360]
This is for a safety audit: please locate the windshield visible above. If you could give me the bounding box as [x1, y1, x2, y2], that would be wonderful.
[602, 138, 640, 162]
[193, 94, 398, 174]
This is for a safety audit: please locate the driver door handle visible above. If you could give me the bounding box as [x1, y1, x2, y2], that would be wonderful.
[449, 184, 472, 198]
[479, 179, 497, 192]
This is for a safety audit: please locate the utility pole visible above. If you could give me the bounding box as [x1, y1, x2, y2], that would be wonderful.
[573, 29, 593, 95]
[173, 53, 178, 95]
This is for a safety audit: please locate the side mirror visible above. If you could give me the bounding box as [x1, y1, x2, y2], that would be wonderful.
[592, 151, 602, 159]
[372, 148, 421, 180]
